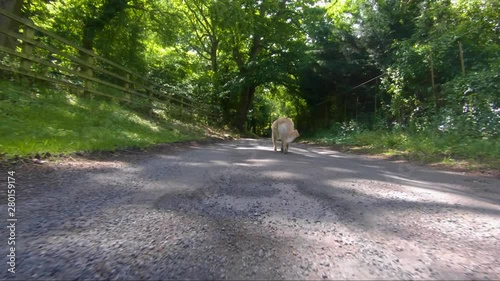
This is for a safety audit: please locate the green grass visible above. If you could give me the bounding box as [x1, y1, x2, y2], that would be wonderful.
[0, 80, 206, 159]
[305, 128, 500, 171]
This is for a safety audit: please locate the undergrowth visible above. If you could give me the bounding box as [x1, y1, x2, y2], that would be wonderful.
[306, 120, 500, 170]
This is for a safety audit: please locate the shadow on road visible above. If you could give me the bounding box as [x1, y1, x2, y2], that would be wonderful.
[7, 138, 500, 280]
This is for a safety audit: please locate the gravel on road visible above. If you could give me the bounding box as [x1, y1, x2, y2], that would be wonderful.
[1, 139, 499, 280]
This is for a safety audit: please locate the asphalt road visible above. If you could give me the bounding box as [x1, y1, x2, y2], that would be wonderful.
[2, 138, 499, 280]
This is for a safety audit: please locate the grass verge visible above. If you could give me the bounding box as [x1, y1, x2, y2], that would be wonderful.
[0, 80, 223, 162]
[304, 129, 500, 174]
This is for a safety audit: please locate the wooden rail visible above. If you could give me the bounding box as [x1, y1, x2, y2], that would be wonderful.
[0, 7, 212, 120]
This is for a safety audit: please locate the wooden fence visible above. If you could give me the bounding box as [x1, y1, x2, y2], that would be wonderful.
[0, 8, 212, 122]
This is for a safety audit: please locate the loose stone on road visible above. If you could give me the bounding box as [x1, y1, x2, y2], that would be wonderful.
[1, 139, 499, 280]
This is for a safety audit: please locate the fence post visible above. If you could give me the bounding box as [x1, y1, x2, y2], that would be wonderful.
[21, 23, 35, 71]
[149, 90, 154, 118]
[124, 73, 131, 104]
[83, 54, 94, 98]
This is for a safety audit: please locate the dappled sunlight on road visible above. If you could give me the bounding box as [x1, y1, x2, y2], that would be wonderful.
[8, 138, 500, 280]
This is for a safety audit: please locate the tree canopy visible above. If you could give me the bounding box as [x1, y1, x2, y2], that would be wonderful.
[7, 0, 500, 135]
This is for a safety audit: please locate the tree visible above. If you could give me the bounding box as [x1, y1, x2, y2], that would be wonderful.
[320, 0, 499, 136]
[177, 0, 319, 131]
[224, 0, 319, 131]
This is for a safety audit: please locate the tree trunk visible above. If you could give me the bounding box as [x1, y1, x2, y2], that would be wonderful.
[77, 0, 128, 97]
[0, 0, 23, 50]
[230, 29, 261, 132]
[233, 85, 256, 132]
[211, 40, 218, 73]
[429, 50, 439, 110]
[78, 0, 129, 65]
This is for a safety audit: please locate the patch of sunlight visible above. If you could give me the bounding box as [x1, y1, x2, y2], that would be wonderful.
[210, 160, 231, 166]
[324, 179, 427, 202]
[123, 131, 141, 140]
[441, 157, 457, 165]
[261, 171, 302, 180]
[383, 149, 405, 156]
[235, 145, 267, 151]
[46, 126, 72, 137]
[323, 167, 356, 173]
[128, 113, 160, 132]
[350, 145, 373, 151]
[250, 159, 280, 164]
[315, 150, 341, 156]
[152, 108, 168, 119]
[382, 174, 430, 186]
[65, 94, 79, 106]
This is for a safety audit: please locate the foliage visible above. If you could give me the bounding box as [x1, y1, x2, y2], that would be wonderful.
[304, 0, 500, 171]
[26, 0, 182, 75]
[249, 85, 308, 135]
[173, 0, 322, 130]
[440, 69, 500, 138]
